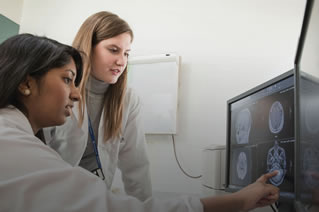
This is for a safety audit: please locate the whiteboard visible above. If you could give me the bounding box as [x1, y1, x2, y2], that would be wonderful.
[127, 53, 179, 134]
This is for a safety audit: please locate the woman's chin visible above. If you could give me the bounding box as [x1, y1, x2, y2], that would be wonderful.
[54, 117, 67, 126]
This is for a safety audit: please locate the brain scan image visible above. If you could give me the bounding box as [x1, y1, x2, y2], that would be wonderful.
[269, 101, 284, 134]
[236, 152, 248, 180]
[267, 141, 287, 186]
[235, 108, 252, 144]
[231, 148, 252, 186]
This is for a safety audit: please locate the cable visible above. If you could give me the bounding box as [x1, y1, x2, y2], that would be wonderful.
[270, 204, 277, 212]
[171, 134, 202, 179]
[307, 204, 313, 210]
[275, 201, 279, 209]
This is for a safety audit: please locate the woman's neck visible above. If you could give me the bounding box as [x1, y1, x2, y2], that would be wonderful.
[86, 74, 109, 95]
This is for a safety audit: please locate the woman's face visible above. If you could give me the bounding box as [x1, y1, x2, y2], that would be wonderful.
[91, 32, 131, 84]
[24, 59, 80, 132]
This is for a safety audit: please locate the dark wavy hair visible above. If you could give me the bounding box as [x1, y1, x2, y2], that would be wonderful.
[0, 33, 83, 112]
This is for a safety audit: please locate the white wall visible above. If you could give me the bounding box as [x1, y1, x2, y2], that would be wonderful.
[20, 0, 306, 195]
[0, 0, 24, 24]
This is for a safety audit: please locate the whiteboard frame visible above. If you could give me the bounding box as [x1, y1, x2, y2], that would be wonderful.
[127, 53, 180, 134]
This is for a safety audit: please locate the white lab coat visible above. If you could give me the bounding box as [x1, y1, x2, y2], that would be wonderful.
[0, 106, 203, 212]
[44, 88, 152, 201]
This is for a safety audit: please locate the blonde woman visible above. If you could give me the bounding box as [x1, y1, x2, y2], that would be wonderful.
[44, 11, 151, 201]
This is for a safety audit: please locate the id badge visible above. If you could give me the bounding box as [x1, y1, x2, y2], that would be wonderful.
[92, 168, 105, 180]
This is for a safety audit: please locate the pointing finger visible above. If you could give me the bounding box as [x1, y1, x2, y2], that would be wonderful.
[257, 171, 279, 183]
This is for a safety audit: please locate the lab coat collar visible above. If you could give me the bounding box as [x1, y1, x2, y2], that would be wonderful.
[0, 106, 34, 136]
[72, 102, 89, 135]
[72, 102, 80, 121]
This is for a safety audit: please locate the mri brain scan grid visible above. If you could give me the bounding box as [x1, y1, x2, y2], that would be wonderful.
[229, 76, 294, 194]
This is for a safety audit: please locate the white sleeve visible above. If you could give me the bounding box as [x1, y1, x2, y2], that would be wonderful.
[118, 89, 152, 201]
[0, 167, 203, 212]
[0, 123, 203, 212]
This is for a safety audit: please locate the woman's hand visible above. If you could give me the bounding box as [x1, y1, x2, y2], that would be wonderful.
[235, 171, 280, 211]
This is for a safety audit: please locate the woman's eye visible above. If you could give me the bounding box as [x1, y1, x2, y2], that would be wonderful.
[125, 52, 130, 57]
[63, 77, 72, 84]
[109, 48, 118, 53]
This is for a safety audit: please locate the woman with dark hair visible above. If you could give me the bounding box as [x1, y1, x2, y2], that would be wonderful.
[0, 33, 279, 212]
[0, 34, 82, 109]
[0, 33, 83, 127]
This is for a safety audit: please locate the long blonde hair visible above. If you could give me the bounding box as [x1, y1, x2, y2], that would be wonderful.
[73, 11, 133, 142]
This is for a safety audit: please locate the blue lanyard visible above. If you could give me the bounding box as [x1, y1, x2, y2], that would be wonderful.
[88, 116, 103, 169]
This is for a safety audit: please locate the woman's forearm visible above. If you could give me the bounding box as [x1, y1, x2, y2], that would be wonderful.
[200, 193, 243, 212]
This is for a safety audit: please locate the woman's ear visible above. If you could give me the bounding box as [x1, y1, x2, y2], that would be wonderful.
[18, 76, 34, 96]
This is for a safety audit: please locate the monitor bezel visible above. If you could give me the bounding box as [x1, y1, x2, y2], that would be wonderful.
[294, 0, 314, 67]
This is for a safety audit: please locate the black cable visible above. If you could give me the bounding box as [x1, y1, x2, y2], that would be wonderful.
[275, 201, 279, 209]
[270, 204, 277, 212]
[171, 134, 202, 179]
[307, 204, 313, 210]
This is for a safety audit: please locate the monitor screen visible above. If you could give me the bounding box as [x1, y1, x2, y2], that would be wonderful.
[225, 71, 295, 200]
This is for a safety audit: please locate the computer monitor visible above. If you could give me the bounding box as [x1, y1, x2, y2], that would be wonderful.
[225, 70, 295, 202]
[295, 0, 319, 211]
[225, 0, 319, 211]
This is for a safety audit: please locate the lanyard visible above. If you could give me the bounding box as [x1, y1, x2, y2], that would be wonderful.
[88, 116, 103, 170]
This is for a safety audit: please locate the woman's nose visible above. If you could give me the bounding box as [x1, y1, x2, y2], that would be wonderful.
[70, 86, 81, 102]
[116, 54, 127, 66]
